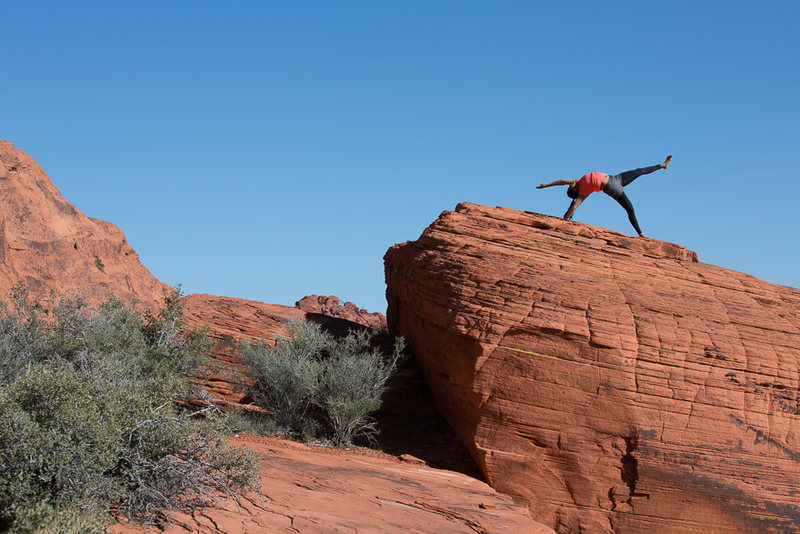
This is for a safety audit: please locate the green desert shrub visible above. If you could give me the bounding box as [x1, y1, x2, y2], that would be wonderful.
[0, 285, 50, 385]
[241, 320, 405, 446]
[0, 287, 259, 532]
[6, 500, 108, 534]
[241, 321, 326, 434]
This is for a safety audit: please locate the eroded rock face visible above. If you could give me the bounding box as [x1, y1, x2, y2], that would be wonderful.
[0, 141, 167, 310]
[384, 202, 800, 533]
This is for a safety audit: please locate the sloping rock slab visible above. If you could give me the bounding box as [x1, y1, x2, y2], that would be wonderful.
[110, 435, 551, 533]
[384, 202, 800, 533]
[182, 293, 389, 405]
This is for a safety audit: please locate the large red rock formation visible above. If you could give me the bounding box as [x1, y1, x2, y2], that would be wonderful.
[384, 202, 800, 533]
[0, 141, 167, 310]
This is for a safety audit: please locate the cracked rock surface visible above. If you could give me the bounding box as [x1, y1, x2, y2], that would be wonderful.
[384, 202, 800, 533]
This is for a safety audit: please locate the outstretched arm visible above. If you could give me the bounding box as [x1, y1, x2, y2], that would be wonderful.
[537, 179, 576, 189]
[563, 197, 584, 220]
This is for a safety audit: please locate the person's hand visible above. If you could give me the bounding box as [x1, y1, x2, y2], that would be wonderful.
[536, 184, 547, 189]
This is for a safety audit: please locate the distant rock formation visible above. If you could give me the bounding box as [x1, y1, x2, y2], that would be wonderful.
[296, 294, 387, 331]
[385, 202, 800, 533]
[0, 141, 167, 310]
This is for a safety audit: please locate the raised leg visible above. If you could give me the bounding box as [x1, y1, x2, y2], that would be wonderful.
[618, 164, 663, 187]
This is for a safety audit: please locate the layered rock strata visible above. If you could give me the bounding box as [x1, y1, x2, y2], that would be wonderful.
[384, 202, 800, 533]
[182, 294, 305, 404]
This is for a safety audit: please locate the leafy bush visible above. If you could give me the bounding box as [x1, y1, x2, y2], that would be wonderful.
[0, 287, 259, 531]
[241, 321, 405, 446]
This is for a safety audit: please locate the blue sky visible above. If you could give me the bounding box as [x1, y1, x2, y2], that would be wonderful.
[2, 1, 798, 312]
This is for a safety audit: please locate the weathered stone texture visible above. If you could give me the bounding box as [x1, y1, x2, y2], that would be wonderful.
[182, 293, 384, 406]
[385, 202, 800, 533]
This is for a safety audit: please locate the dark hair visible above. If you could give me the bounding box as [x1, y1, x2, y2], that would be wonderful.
[566, 184, 579, 199]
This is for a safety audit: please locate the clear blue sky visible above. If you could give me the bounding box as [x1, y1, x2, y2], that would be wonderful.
[2, 1, 798, 312]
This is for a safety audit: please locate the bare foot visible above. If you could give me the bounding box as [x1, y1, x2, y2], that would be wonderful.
[661, 155, 673, 169]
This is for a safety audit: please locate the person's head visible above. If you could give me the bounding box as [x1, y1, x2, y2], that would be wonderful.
[567, 183, 579, 199]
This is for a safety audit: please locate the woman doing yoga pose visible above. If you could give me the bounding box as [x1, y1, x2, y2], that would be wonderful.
[536, 155, 673, 237]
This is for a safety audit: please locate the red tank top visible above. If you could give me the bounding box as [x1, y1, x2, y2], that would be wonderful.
[577, 172, 606, 198]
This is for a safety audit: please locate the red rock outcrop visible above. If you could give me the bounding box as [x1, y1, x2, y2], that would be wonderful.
[384, 202, 800, 533]
[0, 141, 167, 310]
[110, 435, 551, 534]
[297, 294, 388, 331]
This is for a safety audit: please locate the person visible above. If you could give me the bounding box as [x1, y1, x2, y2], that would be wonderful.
[536, 155, 673, 237]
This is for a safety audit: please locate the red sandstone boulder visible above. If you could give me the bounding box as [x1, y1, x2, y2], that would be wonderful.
[0, 140, 167, 310]
[384, 202, 800, 533]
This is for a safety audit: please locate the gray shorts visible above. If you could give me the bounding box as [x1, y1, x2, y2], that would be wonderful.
[603, 174, 624, 200]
